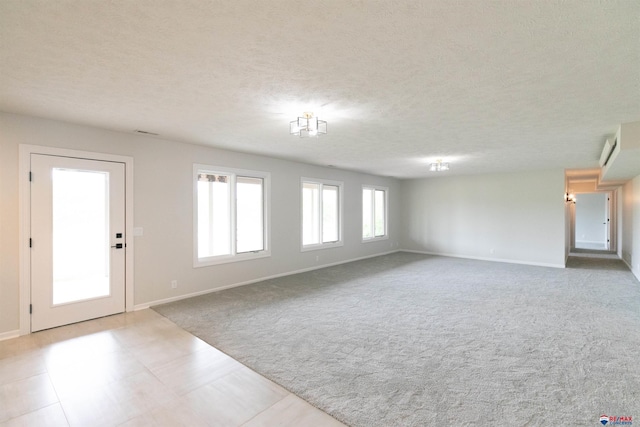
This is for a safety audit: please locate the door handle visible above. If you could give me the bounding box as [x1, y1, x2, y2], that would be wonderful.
[111, 243, 124, 249]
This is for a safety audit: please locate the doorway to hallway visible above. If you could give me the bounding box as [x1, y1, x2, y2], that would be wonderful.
[574, 192, 609, 251]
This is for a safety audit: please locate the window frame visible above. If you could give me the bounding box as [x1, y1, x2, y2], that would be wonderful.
[362, 185, 389, 242]
[193, 164, 271, 267]
[300, 177, 344, 252]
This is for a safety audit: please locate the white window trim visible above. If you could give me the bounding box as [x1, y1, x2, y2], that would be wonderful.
[193, 164, 271, 267]
[362, 185, 389, 243]
[301, 177, 344, 252]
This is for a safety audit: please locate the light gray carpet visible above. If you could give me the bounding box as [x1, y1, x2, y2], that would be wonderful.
[153, 252, 640, 426]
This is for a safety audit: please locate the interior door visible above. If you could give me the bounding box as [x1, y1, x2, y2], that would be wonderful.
[30, 154, 126, 332]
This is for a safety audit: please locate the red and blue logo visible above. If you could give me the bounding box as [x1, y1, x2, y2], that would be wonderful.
[600, 415, 633, 426]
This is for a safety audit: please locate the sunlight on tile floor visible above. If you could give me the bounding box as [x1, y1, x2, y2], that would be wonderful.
[0, 309, 345, 427]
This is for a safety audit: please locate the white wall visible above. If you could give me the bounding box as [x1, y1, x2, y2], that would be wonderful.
[400, 170, 566, 267]
[574, 192, 608, 247]
[621, 174, 640, 281]
[633, 174, 640, 281]
[621, 179, 633, 269]
[0, 112, 401, 335]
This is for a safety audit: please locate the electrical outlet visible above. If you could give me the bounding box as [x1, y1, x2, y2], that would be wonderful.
[171, 280, 178, 289]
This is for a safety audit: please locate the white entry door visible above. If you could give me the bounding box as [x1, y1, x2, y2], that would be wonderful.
[30, 154, 126, 332]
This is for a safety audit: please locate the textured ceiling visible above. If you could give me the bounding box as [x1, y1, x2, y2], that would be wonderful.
[1, 0, 638, 178]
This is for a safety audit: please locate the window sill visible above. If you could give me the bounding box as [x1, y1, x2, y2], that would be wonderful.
[194, 250, 271, 268]
[301, 241, 344, 252]
[362, 235, 389, 243]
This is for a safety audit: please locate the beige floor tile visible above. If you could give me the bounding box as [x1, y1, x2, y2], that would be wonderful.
[0, 336, 41, 361]
[242, 394, 346, 427]
[0, 351, 47, 386]
[117, 400, 210, 427]
[110, 318, 186, 348]
[0, 310, 340, 427]
[150, 345, 243, 395]
[181, 366, 289, 426]
[0, 374, 59, 423]
[60, 370, 177, 427]
[123, 309, 168, 323]
[32, 321, 101, 347]
[42, 330, 123, 371]
[47, 348, 148, 401]
[0, 403, 69, 427]
[128, 331, 211, 369]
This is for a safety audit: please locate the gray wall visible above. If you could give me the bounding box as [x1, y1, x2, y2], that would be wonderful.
[399, 170, 566, 267]
[0, 112, 401, 334]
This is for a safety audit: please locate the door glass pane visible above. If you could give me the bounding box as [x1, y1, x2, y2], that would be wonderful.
[236, 176, 264, 253]
[52, 169, 110, 305]
[363, 188, 373, 239]
[322, 185, 339, 243]
[197, 173, 231, 257]
[374, 190, 386, 237]
[302, 182, 320, 245]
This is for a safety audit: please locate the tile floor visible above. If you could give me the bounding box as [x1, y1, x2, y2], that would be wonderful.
[0, 309, 346, 427]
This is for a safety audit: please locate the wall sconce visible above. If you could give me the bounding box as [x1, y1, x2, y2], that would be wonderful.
[564, 193, 576, 204]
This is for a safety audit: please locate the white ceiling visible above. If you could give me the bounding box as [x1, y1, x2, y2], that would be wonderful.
[1, 0, 638, 178]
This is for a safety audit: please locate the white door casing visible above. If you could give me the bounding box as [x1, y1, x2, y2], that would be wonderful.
[19, 145, 134, 335]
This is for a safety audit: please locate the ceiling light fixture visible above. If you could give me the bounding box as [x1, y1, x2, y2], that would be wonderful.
[290, 112, 327, 137]
[429, 159, 449, 172]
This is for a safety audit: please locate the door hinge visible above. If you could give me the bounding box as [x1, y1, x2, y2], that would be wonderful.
[29, 171, 32, 182]
[29, 304, 32, 314]
[29, 238, 32, 248]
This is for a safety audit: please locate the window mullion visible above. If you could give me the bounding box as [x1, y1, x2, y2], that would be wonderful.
[370, 193, 375, 239]
[318, 183, 324, 243]
[230, 174, 237, 256]
[208, 181, 215, 255]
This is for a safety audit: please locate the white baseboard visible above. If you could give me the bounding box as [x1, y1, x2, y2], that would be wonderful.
[621, 257, 640, 282]
[401, 249, 566, 269]
[0, 330, 20, 341]
[136, 250, 401, 310]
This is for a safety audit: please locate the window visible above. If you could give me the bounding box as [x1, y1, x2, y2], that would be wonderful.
[301, 178, 343, 250]
[194, 165, 270, 266]
[362, 186, 388, 241]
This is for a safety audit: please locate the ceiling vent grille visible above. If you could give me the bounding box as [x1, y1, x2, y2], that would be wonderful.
[599, 137, 617, 167]
[134, 129, 159, 136]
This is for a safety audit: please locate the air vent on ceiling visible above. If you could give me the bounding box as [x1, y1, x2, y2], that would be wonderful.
[599, 137, 617, 167]
[134, 129, 159, 136]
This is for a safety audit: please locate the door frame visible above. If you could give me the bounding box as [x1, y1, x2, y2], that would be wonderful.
[19, 145, 134, 335]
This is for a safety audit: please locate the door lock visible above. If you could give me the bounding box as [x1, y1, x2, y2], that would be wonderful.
[111, 243, 124, 249]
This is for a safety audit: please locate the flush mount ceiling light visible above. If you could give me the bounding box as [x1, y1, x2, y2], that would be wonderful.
[429, 159, 450, 172]
[290, 112, 327, 137]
